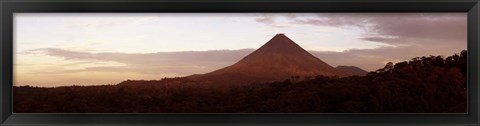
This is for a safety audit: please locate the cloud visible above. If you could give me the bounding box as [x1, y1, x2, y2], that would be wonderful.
[257, 13, 466, 47]
[255, 15, 275, 24]
[24, 48, 255, 76]
[255, 14, 298, 28]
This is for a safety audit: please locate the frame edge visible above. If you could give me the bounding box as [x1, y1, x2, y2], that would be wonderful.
[1, 0, 480, 126]
[1, 0, 13, 125]
[1, 0, 5, 123]
[473, 1, 480, 125]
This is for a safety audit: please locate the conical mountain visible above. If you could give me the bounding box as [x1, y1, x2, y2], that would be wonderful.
[189, 33, 348, 85]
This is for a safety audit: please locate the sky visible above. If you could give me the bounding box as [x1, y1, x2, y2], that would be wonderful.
[14, 13, 467, 87]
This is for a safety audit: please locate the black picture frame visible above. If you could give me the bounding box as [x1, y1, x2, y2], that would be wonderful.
[1, 0, 479, 125]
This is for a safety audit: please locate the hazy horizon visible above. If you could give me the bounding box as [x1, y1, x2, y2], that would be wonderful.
[14, 13, 467, 87]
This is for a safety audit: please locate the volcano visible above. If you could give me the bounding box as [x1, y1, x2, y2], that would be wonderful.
[189, 33, 348, 85]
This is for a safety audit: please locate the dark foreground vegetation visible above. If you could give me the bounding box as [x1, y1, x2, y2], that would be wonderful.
[14, 50, 467, 113]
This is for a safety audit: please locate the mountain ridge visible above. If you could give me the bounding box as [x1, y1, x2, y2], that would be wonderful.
[335, 65, 368, 76]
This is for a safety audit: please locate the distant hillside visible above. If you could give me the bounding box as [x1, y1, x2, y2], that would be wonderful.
[335, 66, 368, 76]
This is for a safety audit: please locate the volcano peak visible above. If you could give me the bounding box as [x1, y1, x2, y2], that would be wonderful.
[251, 33, 306, 55]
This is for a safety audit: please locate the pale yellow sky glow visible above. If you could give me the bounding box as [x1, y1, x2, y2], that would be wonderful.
[14, 13, 467, 87]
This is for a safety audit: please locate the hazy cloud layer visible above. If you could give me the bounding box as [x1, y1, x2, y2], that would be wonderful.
[311, 45, 464, 71]
[25, 48, 255, 76]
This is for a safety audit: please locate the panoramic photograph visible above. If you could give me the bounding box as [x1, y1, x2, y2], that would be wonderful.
[13, 13, 467, 113]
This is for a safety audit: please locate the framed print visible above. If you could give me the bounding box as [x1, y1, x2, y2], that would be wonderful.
[1, 0, 479, 125]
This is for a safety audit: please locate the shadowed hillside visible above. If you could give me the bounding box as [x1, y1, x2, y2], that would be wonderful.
[335, 66, 368, 76]
[13, 50, 467, 113]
